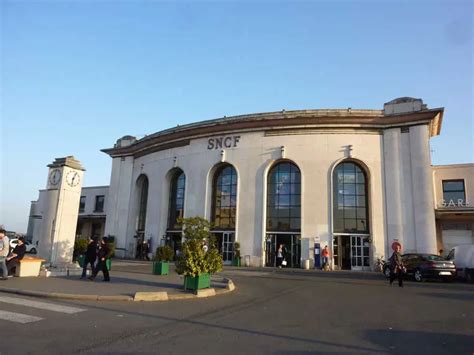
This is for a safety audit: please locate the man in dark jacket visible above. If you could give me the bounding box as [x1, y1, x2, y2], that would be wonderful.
[389, 243, 405, 287]
[89, 237, 110, 282]
[81, 237, 98, 279]
[6, 236, 27, 276]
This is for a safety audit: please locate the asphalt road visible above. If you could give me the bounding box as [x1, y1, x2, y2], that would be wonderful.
[1, 269, 473, 355]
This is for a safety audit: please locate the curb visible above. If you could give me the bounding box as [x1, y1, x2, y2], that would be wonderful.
[0, 277, 235, 303]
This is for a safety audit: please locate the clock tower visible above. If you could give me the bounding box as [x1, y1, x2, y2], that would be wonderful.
[37, 156, 85, 267]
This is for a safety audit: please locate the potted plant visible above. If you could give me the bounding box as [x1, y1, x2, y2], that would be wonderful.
[232, 241, 241, 266]
[153, 245, 174, 275]
[175, 217, 223, 291]
[74, 238, 89, 267]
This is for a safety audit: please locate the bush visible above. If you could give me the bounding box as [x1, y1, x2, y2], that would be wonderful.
[175, 216, 223, 277]
[233, 241, 241, 261]
[155, 245, 174, 262]
[74, 238, 89, 256]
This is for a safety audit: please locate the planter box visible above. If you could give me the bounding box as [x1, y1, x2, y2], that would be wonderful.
[232, 258, 241, 267]
[184, 273, 211, 290]
[153, 261, 169, 275]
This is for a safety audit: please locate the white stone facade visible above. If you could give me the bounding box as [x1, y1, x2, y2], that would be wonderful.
[101, 98, 443, 269]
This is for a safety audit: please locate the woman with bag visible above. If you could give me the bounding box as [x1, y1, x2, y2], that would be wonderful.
[276, 244, 286, 268]
[389, 242, 405, 287]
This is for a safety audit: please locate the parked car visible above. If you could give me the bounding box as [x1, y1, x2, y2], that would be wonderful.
[383, 253, 456, 282]
[446, 245, 474, 283]
[9, 239, 37, 254]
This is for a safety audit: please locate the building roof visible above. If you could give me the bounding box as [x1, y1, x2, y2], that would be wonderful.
[102, 107, 444, 158]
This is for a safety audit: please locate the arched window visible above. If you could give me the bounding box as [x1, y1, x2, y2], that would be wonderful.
[333, 162, 368, 233]
[211, 164, 237, 229]
[137, 175, 149, 233]
[167, 170, 185, 230]
[266, 162, 301, 232]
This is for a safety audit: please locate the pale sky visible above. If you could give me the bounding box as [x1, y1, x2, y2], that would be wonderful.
[1, 0, 473, 232]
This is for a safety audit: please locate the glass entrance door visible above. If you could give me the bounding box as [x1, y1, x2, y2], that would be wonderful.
[265, 234, 301, 268]
[214, 232, 234, 265]
[350, 235, 370, 270]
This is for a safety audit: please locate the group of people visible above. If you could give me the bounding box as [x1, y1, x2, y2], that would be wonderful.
[0, 228, 27, 280]
[80, 236, 111, 282]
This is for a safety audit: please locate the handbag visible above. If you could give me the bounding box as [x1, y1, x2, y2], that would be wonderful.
[281, 259, 287, 266]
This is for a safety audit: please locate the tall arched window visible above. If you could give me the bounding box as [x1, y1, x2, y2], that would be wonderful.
[333, 162, 368, 233]
[211, 164, 237, 229]
[266, 162, 301, 232]
[167, 170, 185, 230]
[137, 175, 149, 233]
[265, 161, 301, 268]
[211, 164, 237, 265]
[332, 161, 370, 270]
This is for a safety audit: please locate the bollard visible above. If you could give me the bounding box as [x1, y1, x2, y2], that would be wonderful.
[245, 255, 251, 267]
[303, 259, 310, 270]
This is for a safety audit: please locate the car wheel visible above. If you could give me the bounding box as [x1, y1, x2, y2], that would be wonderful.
[30, 248, 37, 254]
[414, 269, 423, 282]
[384, 267, 391, 278]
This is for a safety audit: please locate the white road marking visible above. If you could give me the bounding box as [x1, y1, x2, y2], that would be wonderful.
[0, 296, 86, 314]
[0, 310, 43, 324]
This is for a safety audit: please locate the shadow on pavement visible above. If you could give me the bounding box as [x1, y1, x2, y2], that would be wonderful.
[362, 329, 474, 354]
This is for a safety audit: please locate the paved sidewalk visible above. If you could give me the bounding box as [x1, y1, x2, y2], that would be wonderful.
[0, 260, 231, 301]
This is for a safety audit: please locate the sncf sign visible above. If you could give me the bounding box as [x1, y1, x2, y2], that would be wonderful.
[207, 136, 241, 150]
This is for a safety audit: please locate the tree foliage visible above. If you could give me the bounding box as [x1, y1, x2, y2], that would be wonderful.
[175, 216, 223, 277]
[155, 245, 174, 262]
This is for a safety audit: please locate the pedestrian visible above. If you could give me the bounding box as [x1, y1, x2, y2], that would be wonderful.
[80, 237, 98, 279]
[0, 228, 9, 281]
[6, 236, 27, 276]
[89, 237, 111, 282]
[389, 243, 405, 287]
[322, 245, 330, 270]
[276, 244, 286, 268]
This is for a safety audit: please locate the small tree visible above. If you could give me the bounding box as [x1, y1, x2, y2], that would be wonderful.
[175, 216, 223, 277]
[155, 245, 174, 262]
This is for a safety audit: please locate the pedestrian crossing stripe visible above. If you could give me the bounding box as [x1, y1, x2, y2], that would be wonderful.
[0, 296, 86, 314]
[0, 310, 43, 324]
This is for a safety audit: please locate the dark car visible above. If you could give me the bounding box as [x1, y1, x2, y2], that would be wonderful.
[383, 253, 456, 282]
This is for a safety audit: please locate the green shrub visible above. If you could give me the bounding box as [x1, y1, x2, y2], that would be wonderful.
[233, 241, 241, 261]
[74, 238, 89, 256]
[175, 216, 223, 277]
[155, 245, 174, 262]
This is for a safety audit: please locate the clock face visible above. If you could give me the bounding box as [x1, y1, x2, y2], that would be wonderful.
[66, 171, 80, 187]
[49, 169, 61, 185]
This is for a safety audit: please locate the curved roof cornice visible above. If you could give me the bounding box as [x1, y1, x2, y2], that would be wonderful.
[102, 108, 444, 158]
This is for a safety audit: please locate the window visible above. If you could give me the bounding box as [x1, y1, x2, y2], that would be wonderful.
[442, 223, 472, 231]
[333, 162, 369, 233]
[267, 162, 301, 232]
[168, 170, 185, 230]
[79, 196, 86, 213]
[94, 195, 105, 213]
[137, 175, 149, 232]
[442, 180, 465, 204]
[212, 165, 237, 229]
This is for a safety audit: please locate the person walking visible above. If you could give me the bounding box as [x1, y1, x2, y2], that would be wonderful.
[89, 237, 110, 282]
[81, 237, 98, 279]
[276, 244, 286, 268]
[322, 245, 330, 270]
[389, 243, 405, 287]
[0, 229, 9, 281]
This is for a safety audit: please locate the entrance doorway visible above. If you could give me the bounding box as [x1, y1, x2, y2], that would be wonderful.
[265, 234, 301, 268]
[333, 235, 370, 270]
[213, 232, 234, 265]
